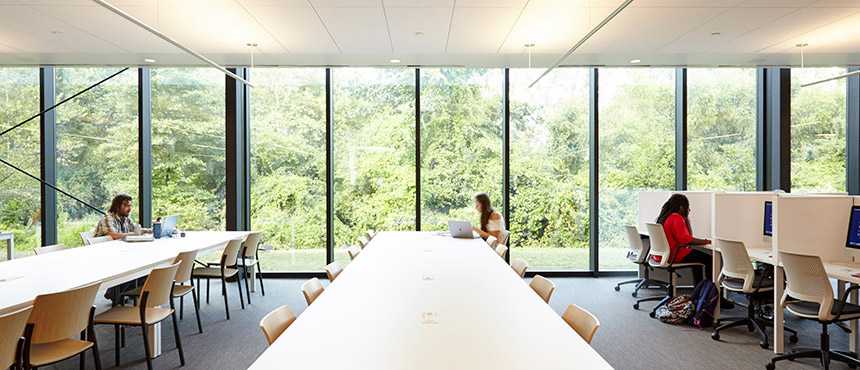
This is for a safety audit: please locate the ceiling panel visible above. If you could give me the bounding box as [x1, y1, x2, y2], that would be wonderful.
[657, 7, 793, 53]
[386, 6, 451, 54]
[0, 5, 127, 53]
[603, 7, 727, 53]
[383, 0, 453, 6]
[498, 6, 590, 54]
[311, 0, 382, 7]
[446, 7, 522, 53]
[573, 6, 660, 53]
[0, 22, 73, 53]
[760, 8, 860, 53]
[456, 0, 526, 7]
[316, 6, 391, 53]
[244, 6, 339, 53]
[708, 7, 854, 53]
[168, 5, 286, 54]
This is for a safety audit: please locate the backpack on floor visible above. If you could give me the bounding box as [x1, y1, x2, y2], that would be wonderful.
[686, 280, 719, 328]
[655, 294, 694, 324]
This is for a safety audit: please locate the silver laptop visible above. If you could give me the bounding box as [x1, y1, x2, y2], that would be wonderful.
[160, 214, 179, 238]
[447, 221, 479, 239]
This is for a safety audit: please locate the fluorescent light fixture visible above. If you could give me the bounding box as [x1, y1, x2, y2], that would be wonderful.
[630, 59, 642, 64]
[92, 0, 253, 88]
[802, 69, 860, 87]
[144, 58, 156, 63]
[529, 0, 634, 88]
[390, 59, 401, 63]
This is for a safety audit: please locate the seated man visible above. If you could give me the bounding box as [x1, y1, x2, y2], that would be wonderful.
[94, 194, 151, 304]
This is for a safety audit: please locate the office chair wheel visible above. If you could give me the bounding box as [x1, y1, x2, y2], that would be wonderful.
[760, 341, 768, 349]
[765, 362, 775, 370]
[633, 303, 639, 310]
[789, 335, 798, 343]
[631, 292, 638, 297]
[711, 332, 719, 341]
[614, 286, 620, 291]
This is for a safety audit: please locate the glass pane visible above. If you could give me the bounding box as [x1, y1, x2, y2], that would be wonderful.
[333, 68, 416, 268]
[0, 68, 41, 259]
[791, 67, 846, 193]
[152, 68, 226, 232]
[420, 69, 504, 231]
[251, 68, 326, 271]
[510, 68, 590, 270]
[688, 68, 756, 191]
[598, 68, 675, 270]
[56, 68, 138, 248]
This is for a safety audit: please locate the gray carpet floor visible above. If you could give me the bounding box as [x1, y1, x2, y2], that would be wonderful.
[38, 276, 855, 370]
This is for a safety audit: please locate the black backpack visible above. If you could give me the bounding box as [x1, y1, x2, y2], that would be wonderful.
[686, 280, 718, 328]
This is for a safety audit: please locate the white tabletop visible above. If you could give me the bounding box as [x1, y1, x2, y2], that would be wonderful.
[249, 231, 612, 370]
[0, 231, 248, 315]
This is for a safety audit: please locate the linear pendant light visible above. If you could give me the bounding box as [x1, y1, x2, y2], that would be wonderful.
[529, 0, 634, 88]
[92, 0, 254, 88]
[802, 69, 860, 88]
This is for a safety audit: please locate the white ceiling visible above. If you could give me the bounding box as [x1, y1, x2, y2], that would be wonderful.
[0, 0, 859, 67]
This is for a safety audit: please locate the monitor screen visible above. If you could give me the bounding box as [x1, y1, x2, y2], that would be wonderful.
[847, 206, 860, 249]
[763, 201, 773, 236]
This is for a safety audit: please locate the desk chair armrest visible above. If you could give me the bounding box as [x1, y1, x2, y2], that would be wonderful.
[665, 245, 691, 268]
[751, 268, 768, 294]
[834, 285, 860, 321]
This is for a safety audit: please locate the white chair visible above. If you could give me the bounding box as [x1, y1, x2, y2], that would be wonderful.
[634, 223, 705, 317]
[87, 235, 113, 244]
[614, 225, 667, 297]
[485, 235, 498, 249]
[561, 304, 600, 344]
[529, 275, 555, 303]
[498, 229, 509, 245]
[79, 231, 94, 246]
[511, 258, 528, 278]
[494, 244, 507, 259]
[357, 236, 369, 249]
[33, 243, 67, 255]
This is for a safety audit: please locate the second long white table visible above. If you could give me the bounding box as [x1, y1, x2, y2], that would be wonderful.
[250, 231, 612, 370]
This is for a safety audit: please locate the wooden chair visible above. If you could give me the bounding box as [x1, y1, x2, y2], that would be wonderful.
[485, 235, 498, 249]
[498, 229, 509, 245]
[79, 231, 94, 246]
[494, 244, 507, 259]
[33, 243, 66, 255]
[236, 231, 265, 301]
[325, 261, 343, 282]
[348, 245, 361, 261]
[87, 235, 113, 245]
[122, 249, 203, 334]
[22, 282, 101, 370]
[365, 230, 375, 241]
[192, 236, 247, 320]
[561, 304, 600, 344]
[511, 258, 528, 278]
[95, 262, 185, 370]
[529, 275, 555, 303]
[357, 236, 369, 249]
[0, 306, 32, 370]
[260, 305, 297, 345]
[302, 277, 324, 305]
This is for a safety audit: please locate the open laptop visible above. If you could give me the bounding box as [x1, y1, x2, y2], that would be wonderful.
[447, 221, 480, 239]
[160, 214, 179, 238]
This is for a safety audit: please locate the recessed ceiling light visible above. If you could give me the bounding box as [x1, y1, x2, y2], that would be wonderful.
[390, 59, 401, 63]
[524, 43, 536, 48]
[710, 32, 721, 36]
[52, 31, 62, 35]
[247, 42, 258, 47]
[796, 43, 808, 48]
[630, 59, 642, 64]
[144, 58, 156, 63]
[414, 32, 424, 36]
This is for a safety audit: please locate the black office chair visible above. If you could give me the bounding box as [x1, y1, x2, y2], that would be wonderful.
[615, 225, 667, 297]
[634, 223, 705, 317]
[766, 251, 860, 370]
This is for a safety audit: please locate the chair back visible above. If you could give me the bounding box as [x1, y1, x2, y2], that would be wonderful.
[260, 305, 297, 345]
[221, 236, 246, 267]
[495, 244, 508, 259]
[779, 251, 835, 321]
[173, 250, 199, 285]
[365, 230, 375, 240]
[715, 238, 755, 291]
[325, 261, 343, 282]
[302, 277, 324, 305]
[348, 245, 361, 260]
[529, 275, 555, 303]
[498, 230, 510, 245]
[0, 306, 32, 368]
[645, 222, 671, 267]
[34, 243, 67, 255]
[623, 225, 647, 263]
[87, 235, 113, 245]
[28, 282, 100, 344]
[79, 231, 94, 246]
[242, 231, 263, 258]
[139, 262, 181, 307]
[512, 258, 528, 278]
[485, 235, 498, 249]
[562, 304, 600, 344]
[357, 236, 369, 249]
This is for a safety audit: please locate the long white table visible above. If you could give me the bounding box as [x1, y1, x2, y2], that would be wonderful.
[249, 231, 612, 370]
[0, 231, 248, 356]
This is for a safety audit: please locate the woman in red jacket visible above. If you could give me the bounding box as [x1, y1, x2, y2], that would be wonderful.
[653, 194, 712, 285]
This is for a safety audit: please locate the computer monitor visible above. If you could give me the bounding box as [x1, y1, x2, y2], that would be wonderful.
[763, 201, 773, 237]
[846, 206, 860, 251]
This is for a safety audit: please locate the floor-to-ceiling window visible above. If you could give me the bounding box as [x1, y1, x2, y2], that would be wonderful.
[152, 68, 226, 231]
[56, 68, 138, 247]
[510, 68, 590, 270]
[250, 68, 327, 271]
[598, 68, 675, 270]
[791, 67, 847, 193]
[687, 68, 757, 191]
[420, 69, 504, 231]
[0, 68, 41, 258]
[333, 68, 416, 268]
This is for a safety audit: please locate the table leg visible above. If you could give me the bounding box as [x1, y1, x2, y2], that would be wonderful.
[851, 282, 859, 355]
[713, 250, 722, 321]
[774, 265, 784, 354]
[6, 235, 13, 260]
[147, 323, 162, 358]
[249, 264, 256, 292]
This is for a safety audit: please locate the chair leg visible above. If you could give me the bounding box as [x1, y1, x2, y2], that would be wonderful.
[832, 350, 860, 367]
[191, 289, 203, 333]
[649, 295, 673, 317]
[114, 324, 120, 367]
[243, 266, 252, 305]
[615, 278, 642, 290]
[89, 323, 102, 370]
[236, 272, 245, 310]
[171, 311, 186, 366]
[222, 277, 230, 320]
[180, 294, 184, 320]
[257, 261, 265, 296]
[79, 331, 85, 370]
[206, 278, 210, 304]
[140, 324, 153, 370]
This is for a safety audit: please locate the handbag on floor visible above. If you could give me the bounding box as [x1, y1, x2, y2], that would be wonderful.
[655, 294, 694, 324]
[686, 280, 718, 328]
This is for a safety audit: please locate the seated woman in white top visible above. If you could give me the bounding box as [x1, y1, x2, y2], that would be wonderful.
[471, 193, 506, 241]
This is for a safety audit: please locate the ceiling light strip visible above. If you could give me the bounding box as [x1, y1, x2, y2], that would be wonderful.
[801, 69, 860, 88]
[528, 0, 634, 88]
[92, 0, 254, 87]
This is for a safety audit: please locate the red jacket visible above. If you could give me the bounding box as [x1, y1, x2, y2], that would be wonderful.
[652, 213, 693, 263]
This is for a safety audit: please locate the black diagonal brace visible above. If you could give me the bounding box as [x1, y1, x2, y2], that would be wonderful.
[0, 67, 130, 138]
[0, 157, 105, 215]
